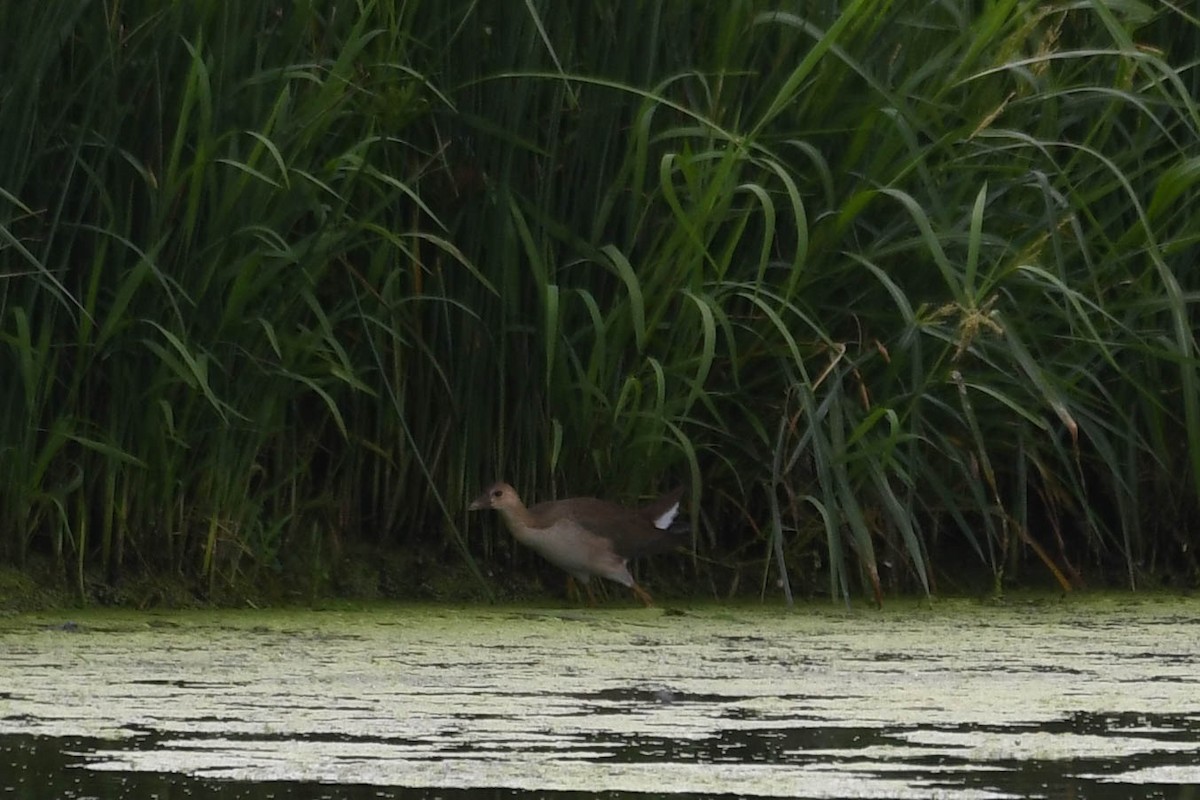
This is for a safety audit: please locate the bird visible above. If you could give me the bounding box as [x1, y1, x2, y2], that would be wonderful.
[468, 481, 686, 606]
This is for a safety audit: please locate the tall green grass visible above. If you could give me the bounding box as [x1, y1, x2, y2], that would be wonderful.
[1, 1, 1197, 604]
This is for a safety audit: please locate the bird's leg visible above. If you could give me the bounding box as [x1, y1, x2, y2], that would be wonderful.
[566, 576, 599, 607]
[630, 582, 655, 608]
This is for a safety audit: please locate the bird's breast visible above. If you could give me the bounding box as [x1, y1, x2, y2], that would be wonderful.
[505, 517, 618, 575]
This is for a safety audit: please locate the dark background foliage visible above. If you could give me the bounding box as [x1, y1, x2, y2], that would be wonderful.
[1, 1, 1197, 606]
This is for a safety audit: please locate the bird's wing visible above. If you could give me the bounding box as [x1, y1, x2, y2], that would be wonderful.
[559, 498, 685, 559]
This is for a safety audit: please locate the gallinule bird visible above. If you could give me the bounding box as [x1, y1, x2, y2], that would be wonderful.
[468, 482, 686, 606]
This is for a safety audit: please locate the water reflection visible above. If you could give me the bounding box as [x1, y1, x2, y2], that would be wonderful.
[5, 734, 590, 800]
[4, 712, 1198, 800]
[2, 603, 1200, 798]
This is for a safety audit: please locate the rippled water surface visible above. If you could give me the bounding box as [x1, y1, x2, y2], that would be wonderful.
[1, 596, 1198, 798]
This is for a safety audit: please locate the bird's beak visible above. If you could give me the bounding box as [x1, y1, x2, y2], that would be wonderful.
[467, 493, 489, 511]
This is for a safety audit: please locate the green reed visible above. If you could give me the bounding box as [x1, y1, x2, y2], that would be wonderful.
[1, 1, 1197, 604]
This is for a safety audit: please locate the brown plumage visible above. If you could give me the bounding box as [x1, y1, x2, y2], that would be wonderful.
[468, 481, 686, 606]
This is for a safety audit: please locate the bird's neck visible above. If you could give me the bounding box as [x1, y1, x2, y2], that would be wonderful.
[497, 504, 535, 537]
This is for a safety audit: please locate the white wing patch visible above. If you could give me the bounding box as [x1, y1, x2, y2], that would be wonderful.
[653, 502, 680, 530]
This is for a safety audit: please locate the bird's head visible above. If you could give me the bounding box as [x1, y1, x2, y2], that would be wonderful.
[468, 481, 523, 512]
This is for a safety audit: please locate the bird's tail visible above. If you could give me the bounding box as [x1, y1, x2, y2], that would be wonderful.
[640, 486, 688, 535]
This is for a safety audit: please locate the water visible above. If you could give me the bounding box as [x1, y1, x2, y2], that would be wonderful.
[1, 597, 1198, 798]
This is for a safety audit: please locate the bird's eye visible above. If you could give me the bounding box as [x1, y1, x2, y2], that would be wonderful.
[492, 489, 503, 498]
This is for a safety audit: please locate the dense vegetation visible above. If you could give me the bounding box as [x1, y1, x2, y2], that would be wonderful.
[1, 1, 1198, 606]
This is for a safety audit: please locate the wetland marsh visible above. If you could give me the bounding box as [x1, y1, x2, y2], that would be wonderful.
[1, 596, 1198, 798]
